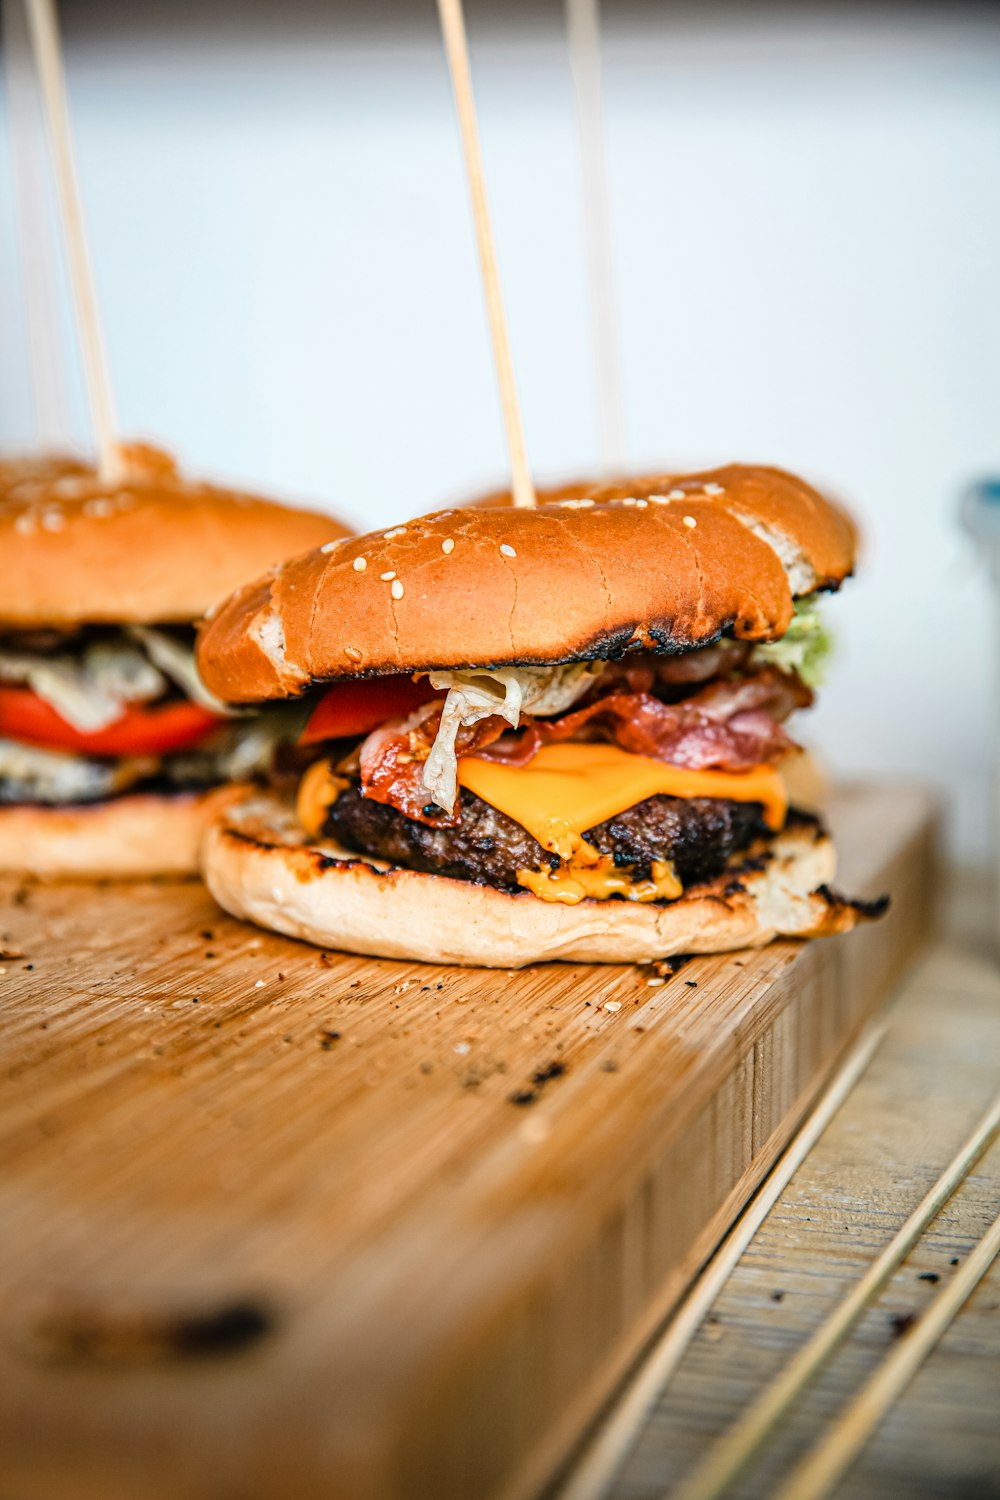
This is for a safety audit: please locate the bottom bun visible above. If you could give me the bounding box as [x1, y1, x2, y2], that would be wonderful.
[203, 793, 878, 967]
[0, 784, 247, 880]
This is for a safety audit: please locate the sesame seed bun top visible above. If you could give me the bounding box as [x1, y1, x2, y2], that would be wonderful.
[0, 443, 349, 628]
[196, 464, 856, 705]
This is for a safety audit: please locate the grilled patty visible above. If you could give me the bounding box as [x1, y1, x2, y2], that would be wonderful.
[322, 781, 770, 893]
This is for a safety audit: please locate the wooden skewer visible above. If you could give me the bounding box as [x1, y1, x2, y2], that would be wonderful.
[557, 1020, 889, 1500]
[24, 0, 124, 482]
[436, 0, 536, 509]
[669, 1086, 1000, 1500]
[2, 0, 67, 444]
[565, 0, 624, 475]
[774, 1205, 1000, 1500]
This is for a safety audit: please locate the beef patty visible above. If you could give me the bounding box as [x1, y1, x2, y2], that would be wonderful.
[322, 781, 770, 894]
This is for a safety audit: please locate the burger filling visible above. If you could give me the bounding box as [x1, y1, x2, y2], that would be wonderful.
[292, 599, 831, 906]
[0, 626, 304, 807]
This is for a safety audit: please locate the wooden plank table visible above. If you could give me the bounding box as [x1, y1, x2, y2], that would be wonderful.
[0, 784, 937, 1500]
[557, 874, 1000, 1500]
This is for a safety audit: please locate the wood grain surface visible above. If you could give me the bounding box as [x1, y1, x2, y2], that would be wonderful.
[586, 879, 1000, 1500]
[0, 785, 937, 1500]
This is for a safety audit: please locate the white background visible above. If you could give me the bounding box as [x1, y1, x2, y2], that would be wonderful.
[1, 1, 998, 862]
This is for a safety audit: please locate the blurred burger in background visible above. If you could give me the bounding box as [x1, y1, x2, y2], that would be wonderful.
[0, 444, 349, 877]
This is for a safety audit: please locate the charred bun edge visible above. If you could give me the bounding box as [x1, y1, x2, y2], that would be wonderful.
[201, 793, 874, 968]
[197, 464, 857, 705]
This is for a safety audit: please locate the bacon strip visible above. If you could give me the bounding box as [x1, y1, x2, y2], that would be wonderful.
[359, 701, 505, 824]
[479, 667, 810, 773]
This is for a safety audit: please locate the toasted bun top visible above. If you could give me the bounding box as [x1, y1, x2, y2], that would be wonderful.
[0, 444, 349, 627]
[197, 464, 856, 704]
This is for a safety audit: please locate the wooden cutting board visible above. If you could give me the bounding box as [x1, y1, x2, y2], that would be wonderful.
[0, 783, 937, 1500]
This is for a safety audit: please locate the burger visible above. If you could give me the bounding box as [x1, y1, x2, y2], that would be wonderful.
[0, 444, 349, 877]
[196, 465, 885, 966]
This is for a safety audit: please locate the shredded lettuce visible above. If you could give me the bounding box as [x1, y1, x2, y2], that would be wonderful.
[0, 626, 239, 734]
[127, 626, 235, 716]
[0, 640, 165, 731]
[421, 661, 606, 813]
[752, 597, 832, 688]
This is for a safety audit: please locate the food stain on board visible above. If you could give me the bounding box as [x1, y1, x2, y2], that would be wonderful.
[24, 1297, 277, 1364]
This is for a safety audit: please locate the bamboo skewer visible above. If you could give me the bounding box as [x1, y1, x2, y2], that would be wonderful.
[774, 1205, 1000, 1500]
[565, 0, 624, 475]
[2, 0, 67, 445]
[436, 0, 536, 509]
[669, 1087, 1000, 1500]
[557, 1020, 890, 1500]
[24, 0, 123, 482]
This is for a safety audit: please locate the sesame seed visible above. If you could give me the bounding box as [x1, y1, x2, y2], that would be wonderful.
[647, 977, 666, 987]
[254, 979, 265, 989]
[380, 570, 396, 581]
[352, 556, 367, 572]
[704, 482, 724, 495]
[345, 645, 363, 662]
[41, 509, 64, 531]
[441, 538, 455, 554]
[13, 514, 35, 535]
[391, 579, 404, 600]
[383, 526, 407, 539]
[667, 488, 685, 500]
[635, 498, 648, 508]
[622, 496, 637, 507]
[577, 497, 595, 507]
[603, 1000, 622, 1013]
[321, 540, 339, 553]
[499, 543, 517, 558]
[454, 1042, 470, 1055]
[649, 495, 669, 505]
[683, 515, 697, 528]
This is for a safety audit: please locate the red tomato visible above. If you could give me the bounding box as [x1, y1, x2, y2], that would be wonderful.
[0, 687, 223, 756]
[300, 675, 442, 745]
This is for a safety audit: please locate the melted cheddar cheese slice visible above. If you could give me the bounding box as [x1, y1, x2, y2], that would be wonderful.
[458, 741, 787, 863]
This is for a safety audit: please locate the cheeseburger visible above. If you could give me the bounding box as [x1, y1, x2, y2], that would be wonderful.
[0, 445, 348, 877]
[197, 465, 884, 966]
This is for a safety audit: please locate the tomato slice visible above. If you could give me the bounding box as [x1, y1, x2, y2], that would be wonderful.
[300, 675, 443, 745]
[0, 687, 224, 756]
